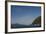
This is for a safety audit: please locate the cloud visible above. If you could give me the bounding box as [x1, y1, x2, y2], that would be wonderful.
[11, 15, 35, 25]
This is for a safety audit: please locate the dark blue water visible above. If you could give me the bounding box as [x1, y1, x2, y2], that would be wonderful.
[11, 23, 41, 28]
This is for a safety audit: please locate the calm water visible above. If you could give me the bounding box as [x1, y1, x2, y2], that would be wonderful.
[11, 23, 41, 28]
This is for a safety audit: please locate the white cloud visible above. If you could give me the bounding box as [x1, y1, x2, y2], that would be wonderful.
[11, 14, 39, 25]
[12, 16, 36, 25]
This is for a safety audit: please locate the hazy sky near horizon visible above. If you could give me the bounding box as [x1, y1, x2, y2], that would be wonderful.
[11, 5, 41, 25]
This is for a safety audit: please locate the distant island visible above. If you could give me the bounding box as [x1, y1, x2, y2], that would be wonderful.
[11, 16, 41, 28]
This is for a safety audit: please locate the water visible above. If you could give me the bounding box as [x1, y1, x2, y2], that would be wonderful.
[11, 23, 41, 28]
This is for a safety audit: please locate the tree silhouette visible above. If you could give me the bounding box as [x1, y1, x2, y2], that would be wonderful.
[32, 16, 41, 25]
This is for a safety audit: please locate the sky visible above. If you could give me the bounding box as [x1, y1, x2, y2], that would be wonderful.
[11, 5, 41, 25]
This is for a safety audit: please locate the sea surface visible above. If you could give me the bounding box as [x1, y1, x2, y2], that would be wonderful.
[11, 23, 41, 28]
